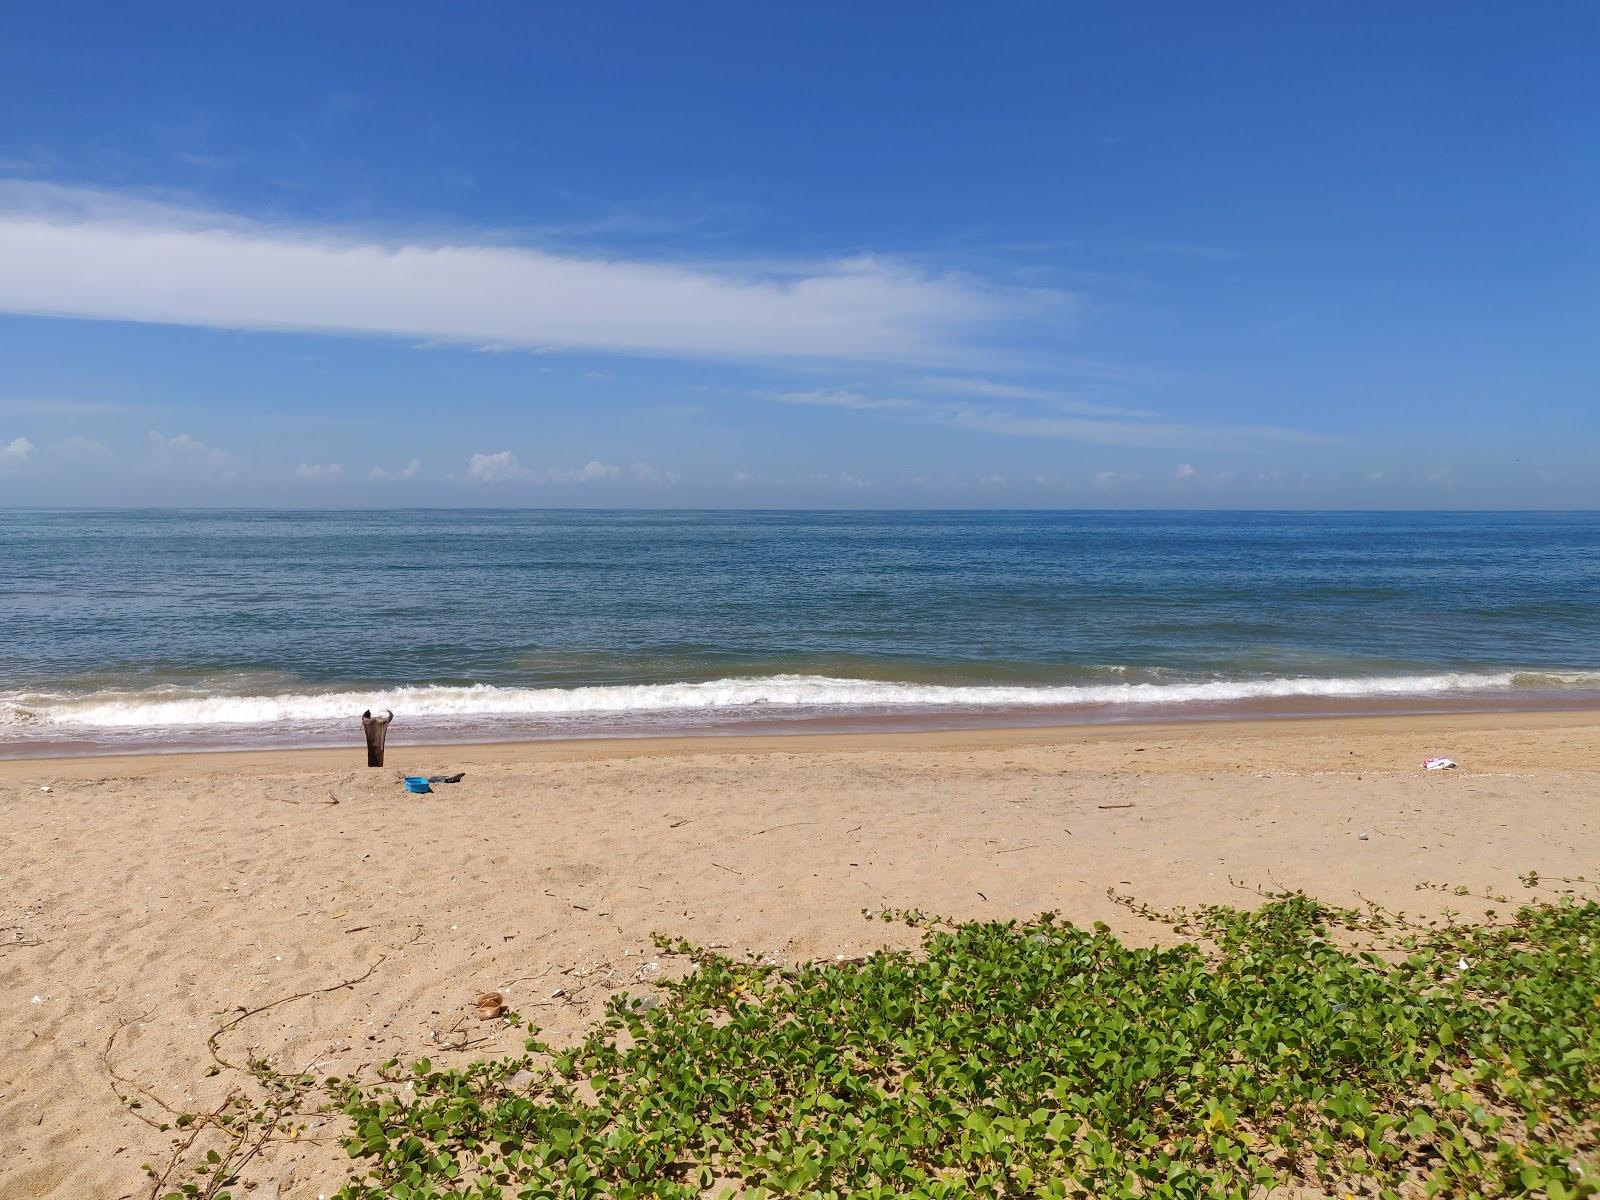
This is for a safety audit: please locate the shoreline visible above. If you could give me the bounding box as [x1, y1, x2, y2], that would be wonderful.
[5, 704, 1598, 776]
[8, 669, 1600, 764]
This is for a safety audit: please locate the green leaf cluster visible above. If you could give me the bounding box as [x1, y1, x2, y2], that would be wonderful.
[331, 893, 1600, 1199]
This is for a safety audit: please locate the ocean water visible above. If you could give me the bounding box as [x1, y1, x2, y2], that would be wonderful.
[3, 509, 1598, 756]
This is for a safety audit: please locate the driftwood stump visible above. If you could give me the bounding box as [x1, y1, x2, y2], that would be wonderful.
[361, 709, 393, 767]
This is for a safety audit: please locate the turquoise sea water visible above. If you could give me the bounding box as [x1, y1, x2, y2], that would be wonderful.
[3, 510, 1598, 755]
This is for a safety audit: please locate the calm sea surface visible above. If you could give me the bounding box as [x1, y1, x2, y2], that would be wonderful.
[3, 509, 1598, 755]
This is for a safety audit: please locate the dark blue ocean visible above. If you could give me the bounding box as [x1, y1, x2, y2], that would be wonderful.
[3, 510, 1598, 755]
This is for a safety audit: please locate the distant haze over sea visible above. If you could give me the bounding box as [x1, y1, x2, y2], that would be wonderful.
[3, 510, 1598, 756]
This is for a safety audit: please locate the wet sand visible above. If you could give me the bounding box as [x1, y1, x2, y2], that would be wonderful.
[2, 710, 1597, 1198]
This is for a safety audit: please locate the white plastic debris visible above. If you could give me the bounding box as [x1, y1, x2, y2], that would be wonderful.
[1423, 757, 1457, 771]
[39, 786, 51, 793]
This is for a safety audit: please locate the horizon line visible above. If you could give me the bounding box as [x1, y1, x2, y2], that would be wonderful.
[2, 505, 1596, 516]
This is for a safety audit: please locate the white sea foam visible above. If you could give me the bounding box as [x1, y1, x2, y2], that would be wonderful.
[3, 670, 1593, 731]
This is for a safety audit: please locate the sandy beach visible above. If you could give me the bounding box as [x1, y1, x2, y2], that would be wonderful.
[2, 710, 1596, 1199]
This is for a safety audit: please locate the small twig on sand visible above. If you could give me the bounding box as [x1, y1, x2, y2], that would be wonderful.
[431, 1012, 495, 1052]
[103, 1012, 178, 1128]
[1098, 803, 1136, 810]
[755, 821, 817, 836]
[125, 927, 428, 1198]
[1, 926, 42, 953]
[271, 791, 340, 807]
[711, 862, 743, 875]
[207, 925, 424, 1071]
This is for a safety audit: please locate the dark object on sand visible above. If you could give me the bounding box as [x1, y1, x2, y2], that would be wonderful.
[427, 772, 466, 784]
[362, 709, 393, 767]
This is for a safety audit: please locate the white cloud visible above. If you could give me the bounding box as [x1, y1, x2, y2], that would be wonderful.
[0, 435, 35, 469]
[539, 460, 621, 484]
[0, 182, 1054, 363]
[467, 450, 524, 482]
[1173, 463, 1197, 479]
[466, 453, 637, 485]
[295, 462, 342, 480]
[370, 458, 422, 481]
[148, 431, 233, 477]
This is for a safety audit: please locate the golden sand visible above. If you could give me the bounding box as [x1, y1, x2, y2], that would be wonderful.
[2, 711, 1596, 1198]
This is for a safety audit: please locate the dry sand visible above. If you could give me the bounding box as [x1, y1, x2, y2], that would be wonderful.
[2, 711, 1596, 1199]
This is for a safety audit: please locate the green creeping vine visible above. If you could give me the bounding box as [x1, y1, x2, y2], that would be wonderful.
[329, 893, 1600, 1200]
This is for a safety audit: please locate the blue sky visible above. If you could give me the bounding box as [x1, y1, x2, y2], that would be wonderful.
[0, 3, 1595, 508]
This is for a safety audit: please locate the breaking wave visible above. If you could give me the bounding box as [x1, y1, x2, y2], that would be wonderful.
[4, 670, 1597, 731]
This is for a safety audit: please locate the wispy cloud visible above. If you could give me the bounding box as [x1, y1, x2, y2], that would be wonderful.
[0, 181, 1064, 364]
[942, 407, 1328, 449]
[769, 384, 1331, 450]
[976, 234, 1250, 264]
[917, 375, 1157, 417]
[627, 462, 679, 485]
[173, 150, 245, 171]
[775, 389, 921, 412]
[652, 401, 707, 419]
[294, 462, 342, 480]
[56, 434, 110, 463]
[1092, 469, 1139, 488]
[809, 470, 873, 490]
